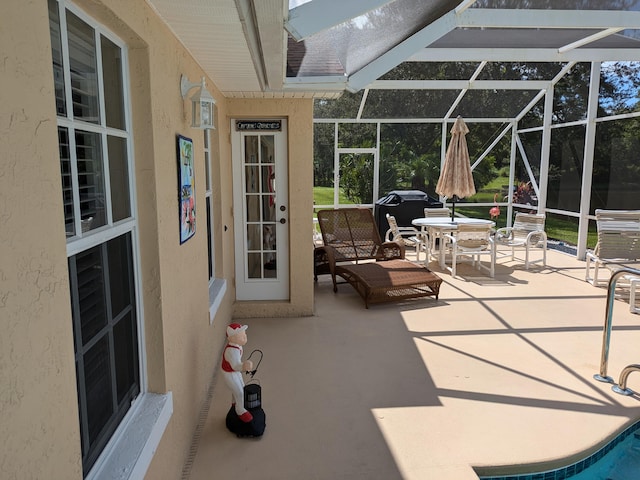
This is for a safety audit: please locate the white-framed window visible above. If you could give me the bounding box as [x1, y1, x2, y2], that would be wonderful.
[49, 2, 170, 478]
[204, 129, 226, 322]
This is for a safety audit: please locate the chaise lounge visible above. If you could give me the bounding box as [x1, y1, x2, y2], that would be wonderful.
[314, 208, 442, 308]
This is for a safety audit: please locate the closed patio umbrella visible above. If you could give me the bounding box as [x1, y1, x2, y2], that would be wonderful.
[436, 116, 476, 221]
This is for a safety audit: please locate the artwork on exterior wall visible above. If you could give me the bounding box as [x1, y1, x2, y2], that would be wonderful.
[177, 134, 196, 244]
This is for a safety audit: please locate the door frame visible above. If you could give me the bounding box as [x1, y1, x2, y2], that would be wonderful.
[231, 118, 289, 301]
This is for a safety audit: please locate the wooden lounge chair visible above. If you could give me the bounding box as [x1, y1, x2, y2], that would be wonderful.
[314, 208, 442, 308]
[585, 209, 640, 286]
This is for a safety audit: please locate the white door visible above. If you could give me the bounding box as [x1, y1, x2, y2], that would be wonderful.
[232, 119, 289, 300]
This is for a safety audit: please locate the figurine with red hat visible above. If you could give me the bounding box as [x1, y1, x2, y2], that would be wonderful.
[221, 323, 254, 422]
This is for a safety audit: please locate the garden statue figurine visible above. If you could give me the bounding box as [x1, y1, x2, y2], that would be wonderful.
[221, 323, 254, 422]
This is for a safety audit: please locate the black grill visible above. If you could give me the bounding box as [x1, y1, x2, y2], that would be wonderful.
[374, 190, 443, 240]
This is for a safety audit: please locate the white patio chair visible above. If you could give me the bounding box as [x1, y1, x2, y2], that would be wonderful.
[585, 209, 640, 286]
[443, 223, 496, 278]
[495, 212, 547, 269]
[384, 214, 426, 261]
[424, 207, 451, 218]
[313, 217, 323, 245]
[422, 207, 452, 261]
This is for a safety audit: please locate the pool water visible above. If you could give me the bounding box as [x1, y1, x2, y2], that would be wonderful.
[572, 431, 640, 480]
[478, 421, 640, 480]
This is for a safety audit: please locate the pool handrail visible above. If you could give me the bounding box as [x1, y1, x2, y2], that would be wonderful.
[594, 266, 640, 385]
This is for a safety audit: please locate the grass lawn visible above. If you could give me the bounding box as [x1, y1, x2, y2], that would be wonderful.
[314, 186, 349, 210]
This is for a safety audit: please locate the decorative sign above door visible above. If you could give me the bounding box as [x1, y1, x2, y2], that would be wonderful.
[236, 120, 282, 131]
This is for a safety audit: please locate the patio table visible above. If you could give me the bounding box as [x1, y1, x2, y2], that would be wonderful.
[412, 217, 495, 268]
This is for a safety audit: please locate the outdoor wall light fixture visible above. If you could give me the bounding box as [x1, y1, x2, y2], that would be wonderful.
[180, 75, 216, 129]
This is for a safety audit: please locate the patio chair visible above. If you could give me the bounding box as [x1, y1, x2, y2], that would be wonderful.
[422, 207, 453, 261]
[384, 214, 425, 261]
[314, 208, 442, 307]
[443, 223, 496, 278]
[494, 212, 547, 269]
[424, 207, 451, 218]
[585, 209, 640, 286]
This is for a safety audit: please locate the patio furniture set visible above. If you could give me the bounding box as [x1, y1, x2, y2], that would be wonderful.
[314, 207, 640, 311]
[313, 207, 546, 308]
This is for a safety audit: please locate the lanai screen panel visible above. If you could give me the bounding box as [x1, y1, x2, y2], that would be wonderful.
[477, 62, 565, 81]
[288, 0, 459, 78]
[599, 61, 640, 116]
[315, 90, 364, 119]
[454, 90, 541, 119]
[379, 123, 442, 194]
[362, 89, 461, 119]
[553, 63, 591, 124]
[548, 125, 586, 212]
[593, 117, 640, 212]
[519, 98, 545, 129]
[381, 61, 481, 80]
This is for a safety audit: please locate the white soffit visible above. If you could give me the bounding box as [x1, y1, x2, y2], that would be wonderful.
[146, 0, 263, 95]
[252, 0, 287, 92]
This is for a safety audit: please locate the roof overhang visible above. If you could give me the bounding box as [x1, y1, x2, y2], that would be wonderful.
[145, 1, 640, 99]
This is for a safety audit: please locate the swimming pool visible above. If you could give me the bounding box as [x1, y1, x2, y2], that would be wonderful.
[477, 420, 640, 480]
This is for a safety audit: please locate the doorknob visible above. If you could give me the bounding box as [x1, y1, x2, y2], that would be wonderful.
[279, 218, 286, 224]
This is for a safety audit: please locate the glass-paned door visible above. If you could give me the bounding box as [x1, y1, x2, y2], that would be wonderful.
[232, 120, 289, 300]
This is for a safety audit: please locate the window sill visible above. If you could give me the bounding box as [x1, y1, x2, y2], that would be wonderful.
[209, 278, 227, 324]
[86, 392, 173, 480]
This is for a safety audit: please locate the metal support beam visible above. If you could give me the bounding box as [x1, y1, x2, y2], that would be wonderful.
[456, 9, 640, 29]
[577, 62, 601, 260]
[537, 85, 554, 214]
[558, 28, 623, 53]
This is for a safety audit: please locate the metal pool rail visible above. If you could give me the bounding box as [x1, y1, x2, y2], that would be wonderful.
[594, 266, 640, 395]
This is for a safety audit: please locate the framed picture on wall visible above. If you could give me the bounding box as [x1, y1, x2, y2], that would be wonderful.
[177, 134, 196, 244]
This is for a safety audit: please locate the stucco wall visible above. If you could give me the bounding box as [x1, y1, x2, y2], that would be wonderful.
[1, 0, 315, 478]
[0, 1, 82, 478]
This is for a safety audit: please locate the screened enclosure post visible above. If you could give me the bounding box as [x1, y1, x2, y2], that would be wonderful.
[333, 122, 339, 208]
[439, 119, 447, 206]
[507, 122, 517, 226]
[577, 61, 601, 261]
[537, 86, 554, 214]
[372, 123, 380, 205]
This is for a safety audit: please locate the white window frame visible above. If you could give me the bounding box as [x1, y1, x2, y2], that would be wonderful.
[204, 129, 226, 323]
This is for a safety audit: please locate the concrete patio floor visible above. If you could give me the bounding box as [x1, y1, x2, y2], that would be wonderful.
[185, 248, 640, 480]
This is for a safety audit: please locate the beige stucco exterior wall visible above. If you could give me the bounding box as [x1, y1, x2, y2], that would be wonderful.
[0, 1, 82, 478]
[1, 0, 315, 478]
